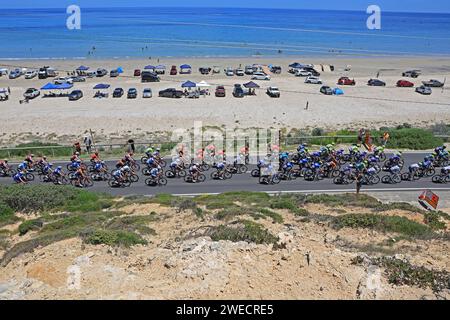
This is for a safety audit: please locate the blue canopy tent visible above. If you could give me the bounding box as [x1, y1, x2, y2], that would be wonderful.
[41, 83, 73, 90]
[180, 64, 192, 74]
[76, 65, 90, 71]
[333, 88, 344, 95]
[117, 67, 124, 74]
[144, 65, 156, 70]
[93, 84, 110, 90]
[155, 65, 166, 74]
[181, 80, 196, 88]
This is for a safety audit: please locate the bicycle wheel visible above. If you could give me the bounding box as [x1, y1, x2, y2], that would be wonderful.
[333, 177, 343, 185]
[178, 169, 187, 177]
[432, 175, 441, 183]
[238, 165, 248, 174]
[158, 178, 168, 186]
[401, 173, 410, 181]
[210, 171, 219, 179]
[145, 178, 155, 186]
[26, 173, 35, 181]
[259, 176, 268, 184]
[272, 175, 281, 184]
[392, 175, 401, 184]
[130, 174, 139, 183]
[425, 169, 435, 177]
[140, 156, 148, 164]
[184, 175, 192, 183]
[159, 159, 167, 167]
[131, 163, 140, 171]
[381, 175, 391, 184]
[142, 168, 151, 176]
[198, 174, 206, 183]
[251, 169, 260, 177]
[370, 175, 380, 185]
[84, 178, 94, 188]
[165, 170, 176, 178]
[224, 171, 233, 180]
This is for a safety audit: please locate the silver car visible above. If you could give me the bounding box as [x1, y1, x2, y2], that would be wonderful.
[415, 86, 432, 95]
[143, 88, 153, 98]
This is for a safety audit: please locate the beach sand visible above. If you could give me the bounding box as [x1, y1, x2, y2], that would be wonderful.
[0, 56, 449, 145]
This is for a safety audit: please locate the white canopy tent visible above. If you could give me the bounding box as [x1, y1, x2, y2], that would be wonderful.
[196, 80, 211, 88]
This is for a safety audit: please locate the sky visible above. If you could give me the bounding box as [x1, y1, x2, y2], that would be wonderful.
[2, 0, 450, 13]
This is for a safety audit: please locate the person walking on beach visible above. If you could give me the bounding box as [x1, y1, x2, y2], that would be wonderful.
[84, 136, 92, 153]
[382, 132, 390, 146]
[305, 251, 311, 266]
[356, 172, 363, 195]
[305, 101, 309, 110]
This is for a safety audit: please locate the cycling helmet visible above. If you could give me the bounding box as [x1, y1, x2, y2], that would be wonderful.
[57, 166, 62, 170]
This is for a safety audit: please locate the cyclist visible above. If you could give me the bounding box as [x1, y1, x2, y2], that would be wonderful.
[13, 171, 27, 184]
[145, 146, 154, 158]
[189, 163, 200, 182]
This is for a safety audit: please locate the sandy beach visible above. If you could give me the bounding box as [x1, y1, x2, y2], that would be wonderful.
[1, 56, 449, 145]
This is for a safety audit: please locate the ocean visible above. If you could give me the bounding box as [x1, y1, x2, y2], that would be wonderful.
[1, 7, 450, 59]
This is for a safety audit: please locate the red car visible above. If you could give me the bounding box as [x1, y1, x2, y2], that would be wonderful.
[170, 65, 177, 75]
[338, 77, 356, 86]
[397, 80, 414, 87]
[215, 86, 226, 97]
[134, 69, 141, 77]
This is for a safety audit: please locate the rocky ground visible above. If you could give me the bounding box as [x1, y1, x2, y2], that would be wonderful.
[0, 194, 449, 300]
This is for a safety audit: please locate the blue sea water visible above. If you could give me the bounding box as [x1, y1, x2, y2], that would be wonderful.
[0, 7, 450, 59]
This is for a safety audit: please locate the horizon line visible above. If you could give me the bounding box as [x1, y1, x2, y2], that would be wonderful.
[3, 6, 450, 15]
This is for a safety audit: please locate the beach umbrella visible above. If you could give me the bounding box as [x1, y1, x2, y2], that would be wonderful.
[181, 80, 196, 88]
[196, 80, 211, 88]
[93, 84, 110, 90]
[243, 81, 260, 89]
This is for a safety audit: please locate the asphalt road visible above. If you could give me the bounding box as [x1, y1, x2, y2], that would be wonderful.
[1, 152, 449, 196]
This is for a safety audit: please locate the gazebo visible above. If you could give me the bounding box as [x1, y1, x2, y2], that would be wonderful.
[76, 65, 90, 76]
[93, 83, 110, 98]
[180, 64, 192, 74]
[243, 81, 260, 95]
[41, 83, 73, 97]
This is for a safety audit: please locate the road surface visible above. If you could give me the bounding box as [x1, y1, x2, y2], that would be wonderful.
[1, 152, 448, 196]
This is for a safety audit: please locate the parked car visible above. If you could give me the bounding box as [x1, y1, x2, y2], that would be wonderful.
[25, 70, 37, 79]
[9, 69, 21, 79]
[416, 86, 432, 95]
[338, 77, 356, 86]
[141, 71, 160, 83]
[23, 88, 40, 99]
[244, 66, 254, 75]
[96, 68, 108, 77]
[266, 87, 280, 98]
[134, 69, 141, 77]
[159, 88, 183, 98]
[113, 88, 124, 98]
[233, 84, 245, 98]
[320, 86, 333, 95]
[422, 79, 444, 88]
[368, 79, 386, 86]
[199, 67, 211, 75]
[68, 90, 83, 101]
[170, 66, 178, 75]
[38, 66, 57, 79]
[143, 88, 153, 98]
[225, 68, 234, 76]
[54, 77, 73, 85]
[235, 68, 245, 76]
[127, 88, 138, 99]
[71, 76, 86, 83]
[302, 67, 320, 76]
[215, 86, 226, 97]
[402, 70, 421, 78]
[397, 80, 415, 87]
[251, 72, 271, 81]
[270, 66, 282, 74]
[295, 69, 312, 77]
[305, 76, 322, 84]
[110, 69, 119, 77]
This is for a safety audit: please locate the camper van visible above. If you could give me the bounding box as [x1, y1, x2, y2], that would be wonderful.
[38, 66, 57, 79]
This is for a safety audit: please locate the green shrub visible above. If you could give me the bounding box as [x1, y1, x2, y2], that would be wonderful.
[333, 214, 435, 239]
[18, 220, 43, 236]
[81, 229, 147, 247]
[379, 128, 443, 150]
[209, 220, 278, 245]
[424, 212, 447, 230]
[0, 201, 19, 227]
[0, 142, 73, 159]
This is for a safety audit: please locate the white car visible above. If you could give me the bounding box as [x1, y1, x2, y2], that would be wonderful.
[54, 77, 73, 85]
[25, 70, 37, 79]
[23, 88, 40, 99]
[267, 86, 280, 98]
[245, 66, 254, 75]
[225, 68, 234, 76]
[235, 68, 245, 76]
[295, 69, 312, 77]
[143, 88, 153, 98]
[252, 72, 271, 81]
[305, 76, 322, 84]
